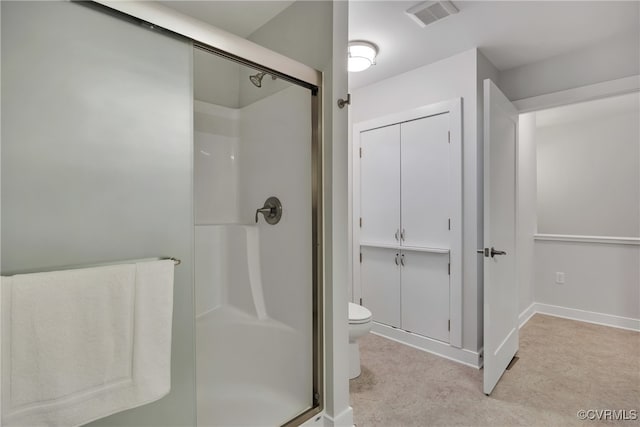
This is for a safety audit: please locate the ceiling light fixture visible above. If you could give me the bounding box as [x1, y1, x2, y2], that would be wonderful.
[348, 41, 378, 72]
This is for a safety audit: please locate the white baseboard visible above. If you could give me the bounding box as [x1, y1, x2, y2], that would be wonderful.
[318, 407, 353, 427]
[519, 302, 640, 332]
[518, 302, 537, 328]
[371, 323, 482, 368]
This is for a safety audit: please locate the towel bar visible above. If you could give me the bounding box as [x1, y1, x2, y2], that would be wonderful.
[1, 257, 181, 277]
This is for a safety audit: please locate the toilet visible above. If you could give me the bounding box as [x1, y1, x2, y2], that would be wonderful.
[348, 302, 373, 379]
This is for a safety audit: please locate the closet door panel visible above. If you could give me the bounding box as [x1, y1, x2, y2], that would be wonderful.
[401, 114, 450, 249]
[360, 125, 401, 245]
[361, 246, 401, 328]
[400, 251, 450, 343]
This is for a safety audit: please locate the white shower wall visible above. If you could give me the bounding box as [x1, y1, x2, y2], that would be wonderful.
[194, 87, 312, 322]
[194, 100, 240, 225]
[193, 84, 314, 425]
[238, 86, 312, 328]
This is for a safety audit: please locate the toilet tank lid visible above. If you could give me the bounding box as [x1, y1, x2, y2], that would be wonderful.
[349, 302, 372, 322]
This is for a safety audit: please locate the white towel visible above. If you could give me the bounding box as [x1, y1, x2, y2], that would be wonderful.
[0, 259, 174, 427]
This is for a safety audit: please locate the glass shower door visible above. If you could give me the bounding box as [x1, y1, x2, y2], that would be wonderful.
[1, 2, 195, 426]
[192, 46, 321, 426]
[2, 2, 322, 424]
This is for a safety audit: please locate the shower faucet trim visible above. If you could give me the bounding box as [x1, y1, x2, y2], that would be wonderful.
[255, 196, 283, 225]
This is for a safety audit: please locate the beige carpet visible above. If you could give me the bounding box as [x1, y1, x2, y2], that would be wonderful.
[350, 314, 640, 426]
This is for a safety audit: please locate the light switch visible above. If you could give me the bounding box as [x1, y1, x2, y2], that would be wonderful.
[555, 272, 565, 284]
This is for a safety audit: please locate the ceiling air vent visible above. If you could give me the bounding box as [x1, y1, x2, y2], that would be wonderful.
[406, 1, 459, 27]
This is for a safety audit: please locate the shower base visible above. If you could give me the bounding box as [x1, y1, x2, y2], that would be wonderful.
[196, 306, 311, 426]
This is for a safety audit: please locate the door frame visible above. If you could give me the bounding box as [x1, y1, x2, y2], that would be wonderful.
[351, 98, 463, 348]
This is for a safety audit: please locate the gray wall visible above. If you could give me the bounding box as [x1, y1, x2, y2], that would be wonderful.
[534, 241, 640, 320]
[1, 2, 195, 425]
[517, 113, 537, 314]
[531, 94, 640, 321]
[536, 100, 640, 237]
[516, 94, 640, 321]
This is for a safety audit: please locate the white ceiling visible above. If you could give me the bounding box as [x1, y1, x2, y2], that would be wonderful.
[160, 1, 295, 37]
[535, 92, 640, 128]
[157, 1, 638, 92]
[349, 1, 640, 89]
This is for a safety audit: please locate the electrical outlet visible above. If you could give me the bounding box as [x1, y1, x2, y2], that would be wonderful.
[555, 272, 565, 284]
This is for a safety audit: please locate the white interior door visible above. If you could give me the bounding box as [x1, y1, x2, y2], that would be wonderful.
[400, 114, 450, 249]
[360, 125, 401, 245]
[483, 79, 519, 396]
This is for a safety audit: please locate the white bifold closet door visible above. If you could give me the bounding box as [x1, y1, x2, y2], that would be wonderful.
[400, 114, 450, 249]
[360, 125, 401, 245]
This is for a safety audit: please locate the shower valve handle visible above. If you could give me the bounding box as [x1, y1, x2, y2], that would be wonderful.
[255, 207, 273, 223]
[255, 196, 283, 225]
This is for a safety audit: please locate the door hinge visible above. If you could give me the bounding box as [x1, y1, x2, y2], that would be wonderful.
[359, 147, 362, 158]
[359, 252, 362, 263]
[448, 218, 451, 230]
[448, 263, 451, 275]
[360, 298, 363, 305]
[448, 319, 450, 331]
[448, 131, 451, 143]
[359, 217, 362, 227]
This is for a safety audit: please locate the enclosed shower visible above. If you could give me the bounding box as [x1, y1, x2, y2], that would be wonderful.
[2, 2, 323, 426]
[192, 47, 321, 426]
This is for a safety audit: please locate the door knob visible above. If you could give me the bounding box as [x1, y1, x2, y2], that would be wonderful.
[490, 247, 506, 257]
[478, 248, 507, 257]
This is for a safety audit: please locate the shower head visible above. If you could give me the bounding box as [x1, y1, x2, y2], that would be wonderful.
[249, 72, 266, 88]
[249, 72, 276, 88]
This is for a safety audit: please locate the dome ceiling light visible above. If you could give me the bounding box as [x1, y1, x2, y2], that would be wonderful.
[348, 41, 378, 72]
